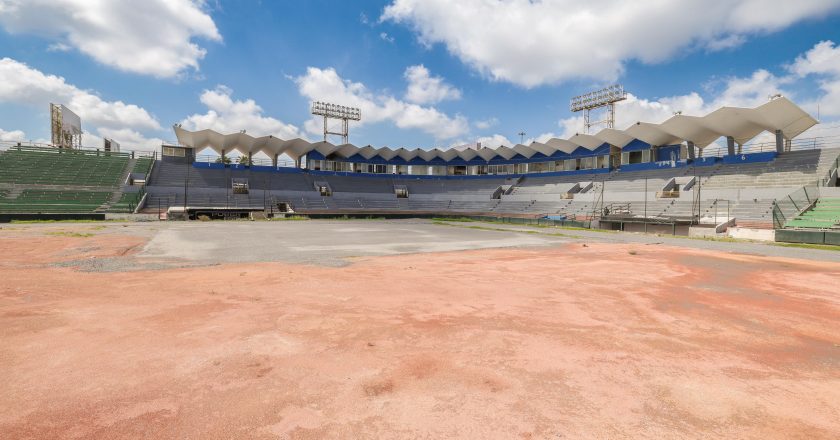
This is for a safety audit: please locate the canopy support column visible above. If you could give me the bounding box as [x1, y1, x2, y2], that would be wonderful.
[775, 130, 785, 154]
[726, 136, 735, 156]
[247, 152, 253, 166]
[221, 149, 226, 163]
[272, 154, 278, 167]
[687, 141, 696, 160]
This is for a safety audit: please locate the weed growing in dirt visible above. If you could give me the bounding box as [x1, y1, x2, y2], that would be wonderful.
[431, 217, 474, 222]
[47, 231, 94, 238]
[773, 242, 840, 252]
[433, 221, 576, 238]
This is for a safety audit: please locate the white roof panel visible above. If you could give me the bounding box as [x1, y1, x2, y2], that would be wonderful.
[171, 98, 817, 163]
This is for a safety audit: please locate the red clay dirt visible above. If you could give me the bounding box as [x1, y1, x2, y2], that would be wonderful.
[1, 226, 839, 439]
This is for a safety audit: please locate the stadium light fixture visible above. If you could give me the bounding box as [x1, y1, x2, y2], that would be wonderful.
[570, 84, 628, 134]
[311, 101, 362, 144]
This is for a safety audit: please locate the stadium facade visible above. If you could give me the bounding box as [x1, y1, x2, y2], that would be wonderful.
[1, 97, 839, 245]
[170, 97, 816, 176]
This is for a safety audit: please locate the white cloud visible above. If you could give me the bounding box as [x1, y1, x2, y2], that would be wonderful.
[382, 0, 840, 87]
[789, 40, 840, 118]
[705, 34, 747, 52]
[0, 128, 25, 141]
[180, 86, 303, 139]
[379, 32, 395, 43]
[555, 69, 791, 139]
[295, 67, 469, 140]
[0, 57, 165, 150]
[0, 57, 161, 131]
[403, 64, 461, 104]
[474, 117, 498, 130]
[96, 128, 164, 152]
[0, 0, 221, 78]
[475, 134, 513, 149]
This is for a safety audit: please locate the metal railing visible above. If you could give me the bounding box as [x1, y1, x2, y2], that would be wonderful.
[772, 185, 819, 229]
[709, 199, 731, 221]
[0, 141, 156, 158]
[193, 153, 297, 168]
[702, 135, 840, 157]
[822, 154, 840, 187]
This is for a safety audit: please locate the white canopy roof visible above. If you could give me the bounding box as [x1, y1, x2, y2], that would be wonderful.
[173, 97, 817, 162]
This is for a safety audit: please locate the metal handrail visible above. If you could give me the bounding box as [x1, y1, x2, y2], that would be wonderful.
[0, 141, 156, 158]
[772, 184, 819, 229]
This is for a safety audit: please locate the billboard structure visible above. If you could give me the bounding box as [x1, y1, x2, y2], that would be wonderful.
[50, 103, 83, 149]
[103, 138, 121, 153]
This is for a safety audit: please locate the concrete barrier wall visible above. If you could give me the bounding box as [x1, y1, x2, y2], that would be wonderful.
[776, 229, 825, 244]
[727, 227, 775, 241]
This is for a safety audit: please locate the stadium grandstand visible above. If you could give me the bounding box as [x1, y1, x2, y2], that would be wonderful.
[0, 144, 155, 216]
[1, 96, 839, 244]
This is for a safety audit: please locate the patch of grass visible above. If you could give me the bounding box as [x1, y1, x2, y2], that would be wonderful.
[10, 219, 126, 224]
[431, 217, 474, 223]
[271, 215, 310, 221]
[772, 242, 840, 252]
[46, 231, 94, 238]
[11, 219, 97, 224]
[679, 234, 749, 244]
[431, 217, 620, 235]
[434, 221, 576, 238]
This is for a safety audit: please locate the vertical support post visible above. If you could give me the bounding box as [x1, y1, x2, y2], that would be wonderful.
[343, 119, 349, 144]
[221, 149, 226, 164]
[687, 141, 696, 160]
[775, 130, 785, 154]
[584, 109, 590, 134]
[272, 154, 278, 167]
[726, 136, 735, 156]
[183, 156, 189, 220]
[247, 152, 253, 166]
[644, 177, 648, 233]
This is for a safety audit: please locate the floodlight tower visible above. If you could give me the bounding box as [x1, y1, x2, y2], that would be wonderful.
[311, 101, 362, 144]
[570, 84, 627, 134]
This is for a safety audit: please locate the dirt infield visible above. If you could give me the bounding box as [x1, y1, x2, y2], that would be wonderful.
[1, 221, 839, 439]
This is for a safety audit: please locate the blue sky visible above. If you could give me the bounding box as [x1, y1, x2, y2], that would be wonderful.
[1, 0, 840, 153]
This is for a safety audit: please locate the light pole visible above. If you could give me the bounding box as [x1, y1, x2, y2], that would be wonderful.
[183, 155, 189, 220]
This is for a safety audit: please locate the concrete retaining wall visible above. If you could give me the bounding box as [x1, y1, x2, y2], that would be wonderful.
[727, 227, 775, 241]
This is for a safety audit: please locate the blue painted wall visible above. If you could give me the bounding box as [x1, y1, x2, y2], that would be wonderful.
[722, 152, 777, 164]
